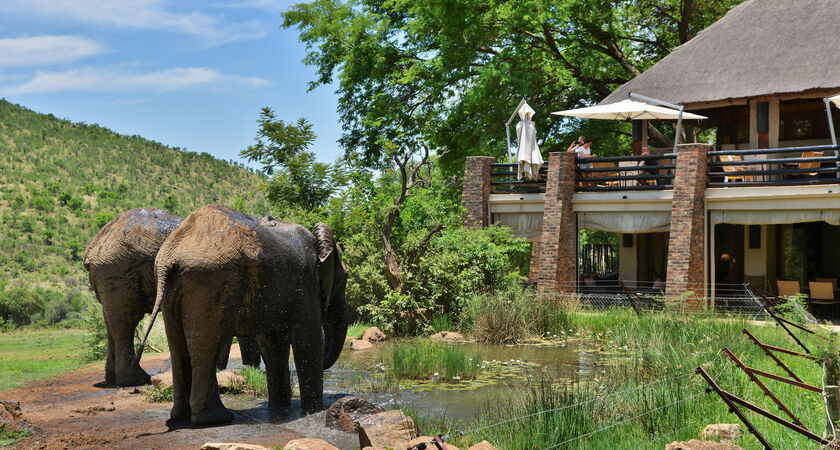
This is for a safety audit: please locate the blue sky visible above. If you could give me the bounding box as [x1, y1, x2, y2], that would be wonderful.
[0, 0, 342, 165]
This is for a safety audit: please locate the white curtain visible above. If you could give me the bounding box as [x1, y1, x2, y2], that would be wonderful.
[578, 211, 671, 233]
[516, 102, 543, 180]
[492, 212, 543, 239]
[710, 210, 840, 225]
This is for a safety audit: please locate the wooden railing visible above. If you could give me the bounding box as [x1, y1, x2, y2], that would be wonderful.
[490, 162, 547, 194]
[708, 145, 840, 187]
[575, 153, 676, 192]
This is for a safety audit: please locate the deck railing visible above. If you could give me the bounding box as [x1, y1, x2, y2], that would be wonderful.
[708, 144, 840, 187]
[575, 153, 676, 192]
[490, 162, 548, 194]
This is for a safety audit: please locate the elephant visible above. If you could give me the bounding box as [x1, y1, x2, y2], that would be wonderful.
[85, 208, 262, 387]
[136, 205, 348, 426]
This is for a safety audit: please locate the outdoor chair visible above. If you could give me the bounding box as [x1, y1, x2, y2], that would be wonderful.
[816, 277, 838, 290]
[784, 151, 824, 178]
[776, 280, 801, 298]
[808, 281, 838, 316]
[591, 162, 621, 187]
[617, 160, 639, 187]
[719, 155, 753, 183]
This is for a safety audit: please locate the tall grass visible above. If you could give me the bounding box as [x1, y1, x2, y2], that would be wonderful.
[453, 310, 827, 449]
[390, 341, 482, 381]
[463, 290, 574, 343]
[239, 366, 268, 396]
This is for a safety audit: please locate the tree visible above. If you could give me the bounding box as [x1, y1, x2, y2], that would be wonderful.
[282, 0, 741, 171]
[240, 107, 337, 209]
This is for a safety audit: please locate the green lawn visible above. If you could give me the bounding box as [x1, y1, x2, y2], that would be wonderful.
[0, 328, 89, 391]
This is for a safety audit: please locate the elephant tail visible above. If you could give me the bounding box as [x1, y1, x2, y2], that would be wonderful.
[133, 261, 174, 366]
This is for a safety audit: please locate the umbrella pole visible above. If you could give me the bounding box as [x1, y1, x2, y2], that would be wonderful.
[824, 98, 837, 147]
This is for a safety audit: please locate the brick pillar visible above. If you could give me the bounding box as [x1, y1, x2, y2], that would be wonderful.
[462, 156, 494, 229]
[528, 241, 541, 283]
[537, 152, 577, 293]
[665, 144, 711, 299]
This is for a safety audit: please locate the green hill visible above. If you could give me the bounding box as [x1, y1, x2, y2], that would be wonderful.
[0, 99, 266, 320]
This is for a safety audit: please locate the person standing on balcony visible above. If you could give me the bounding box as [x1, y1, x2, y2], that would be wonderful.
[568, 137, 595, 186]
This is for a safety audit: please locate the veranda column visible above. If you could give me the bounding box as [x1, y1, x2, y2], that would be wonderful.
[462, 156, 495, 229]
[537, 152, 577, 293]
[665, 144, 711, 300]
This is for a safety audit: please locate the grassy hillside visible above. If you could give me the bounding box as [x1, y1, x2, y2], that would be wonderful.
[0, 99, 267, 318]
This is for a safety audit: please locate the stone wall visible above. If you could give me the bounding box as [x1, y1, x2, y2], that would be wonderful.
[537, 152, 577, 293]
[462, 156, 494, 229]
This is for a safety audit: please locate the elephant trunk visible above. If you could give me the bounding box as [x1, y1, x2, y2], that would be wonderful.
[322, 292, 348, 370]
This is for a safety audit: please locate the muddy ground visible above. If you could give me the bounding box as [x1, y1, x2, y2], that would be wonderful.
[4, 346, 359, 449]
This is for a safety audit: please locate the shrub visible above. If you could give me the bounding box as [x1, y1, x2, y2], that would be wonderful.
[144, 386, 173, 403]
[93, 212, 115, 229]
[81, 309, 107, 361]
[464, 290, 574, 344]
[0, 287, 45, 327]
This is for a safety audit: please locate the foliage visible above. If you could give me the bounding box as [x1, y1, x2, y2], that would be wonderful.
[773, 294, 810, 325]
[80, 308, 108, 361]
[238, 366, 268, 396]
[240, 107, 340, 209]
[282, 0, 741, 172]
[346, 321, 371, 339]
[464, 290, 574, 344]
[144, 385, 174, 403]
[389, 340, 481, 381]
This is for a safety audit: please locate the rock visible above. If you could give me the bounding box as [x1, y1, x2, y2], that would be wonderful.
[284, 438, 339, 450]
[325, 396, 385, 432]
[150, 371, 173, 389]
[665, 440, 744, 450]
[468, 441, 499, 450]
[430, 331, 465, 341]
[362, 327, 387, 342]
[404, 436, 460, 450]
[0, 400, 35, 434]
[358, 410, 418, 448]
[700, 424, 742, 444]
[200, 444, 270, 450]
[350, 339, 374, 350]
[217, 370, 246, 388]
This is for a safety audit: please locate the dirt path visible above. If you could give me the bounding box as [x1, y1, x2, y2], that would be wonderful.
[2, 347, 330, 450]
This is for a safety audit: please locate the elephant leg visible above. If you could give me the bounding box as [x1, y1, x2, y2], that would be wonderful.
[104, 318, 116, 384]
[214, 337, 232, 371]
[238, 334, 262, 368]
[260, 333, 291, 412]
[102, 298, 151, 387]
[292, 326, 324, 414]
[163, 306, 191, 421]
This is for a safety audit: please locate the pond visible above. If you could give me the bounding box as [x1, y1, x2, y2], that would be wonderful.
[321, 339, 604, 422]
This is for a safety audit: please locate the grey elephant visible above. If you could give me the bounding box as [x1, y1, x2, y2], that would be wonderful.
[137, 205, 348, 426]
[85, 208, 261, 387]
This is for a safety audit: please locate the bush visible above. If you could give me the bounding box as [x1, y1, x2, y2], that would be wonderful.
[144, 386, 173, 403]
[464, 290, 574, 344]
[93, 212, 115, 229]
[81, 309, 108, 361]
[0, 287, 45, 326]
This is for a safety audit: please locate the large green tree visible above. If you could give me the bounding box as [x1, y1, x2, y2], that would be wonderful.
[283, 0, 740, 171]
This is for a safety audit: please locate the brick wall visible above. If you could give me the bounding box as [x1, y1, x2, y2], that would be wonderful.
[528, 241, 541, 283]
[462, 156, 495, 229]
[537, 152, 577, 293]
[665, 144, 711, 300]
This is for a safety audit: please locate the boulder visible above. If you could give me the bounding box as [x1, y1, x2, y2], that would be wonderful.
[284, 438, 339, 450]
[200, 444, 270, 450]
[150, 371, 173, 389]
[404, 436, 459, 450]
[358, 410, 418, 448]
[362, 327, 387, 342]
[325, 396, 385, 432]
[468, 441, 499, 450]
[350, 340, 374, 350]
[665, 440, 744, 450]
[700, 424, 742, 444]
[217, 370, 246, 389]
[430, 331, 465, 341]
[0, 400, 35, 434]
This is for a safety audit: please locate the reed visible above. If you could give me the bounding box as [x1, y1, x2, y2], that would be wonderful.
[390, 341, 482, 381]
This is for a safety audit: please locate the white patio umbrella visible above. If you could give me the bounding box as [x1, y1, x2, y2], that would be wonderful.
[829, 94, 840, 109]
[515, 102, 543, 180]
[551, 99, 707, 121]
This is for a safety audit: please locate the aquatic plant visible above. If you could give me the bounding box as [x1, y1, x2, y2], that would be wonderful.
[464, 290, 574, 344]
[390, 341, 482, 381]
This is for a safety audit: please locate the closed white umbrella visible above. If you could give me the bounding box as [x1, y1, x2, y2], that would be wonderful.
[515, 102, 543, 180]
[551, 99, 707, 120]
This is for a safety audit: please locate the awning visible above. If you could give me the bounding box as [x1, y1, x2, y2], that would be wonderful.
[578, 211, 671, 233]
[711, 210, 840, 225]
[492, 212, 543, 240]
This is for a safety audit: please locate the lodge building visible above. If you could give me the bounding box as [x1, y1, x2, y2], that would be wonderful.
[462, 0, 840, 309]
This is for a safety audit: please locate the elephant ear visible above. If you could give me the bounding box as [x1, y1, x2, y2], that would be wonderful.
[312, 222, 336, 308]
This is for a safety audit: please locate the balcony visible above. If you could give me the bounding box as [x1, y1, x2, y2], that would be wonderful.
[708, 144, 840, 187]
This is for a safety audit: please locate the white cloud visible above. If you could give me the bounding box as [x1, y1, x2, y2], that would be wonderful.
[0, 0, 266, 46]
[2, 66, 270, 95]
[0, 36, 103, 67]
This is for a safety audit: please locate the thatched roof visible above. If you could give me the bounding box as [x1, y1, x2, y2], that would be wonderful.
[601, 0, 840, 106]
